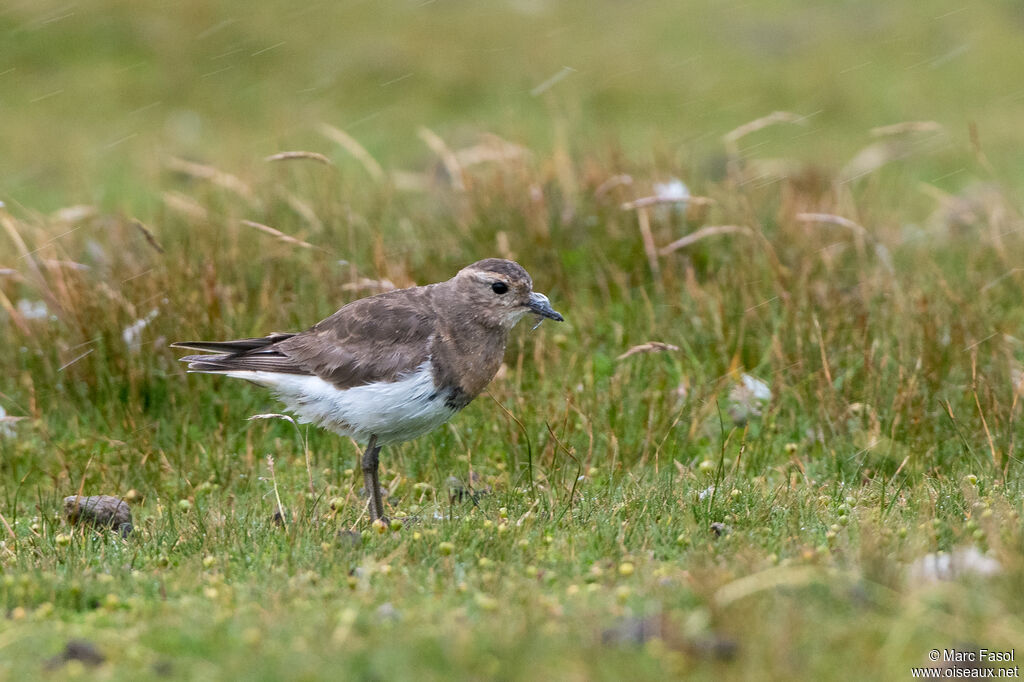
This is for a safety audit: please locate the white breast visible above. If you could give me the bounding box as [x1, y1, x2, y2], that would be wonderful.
[214, 361, 458, 445]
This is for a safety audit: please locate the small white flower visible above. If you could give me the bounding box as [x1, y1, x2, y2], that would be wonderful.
[122, 309, 159, 352]
[908, 547, 1001, 583]
[653, 178, 690, 202]
[740, 374, 772, 402]
[653, 178, 690, 216]
[727, 374, 772, 425]
[0, 406, 24, 439]
[16, 299, 49, 320]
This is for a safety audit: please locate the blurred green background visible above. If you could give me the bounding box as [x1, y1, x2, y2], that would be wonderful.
[4, 0, 1024, 212]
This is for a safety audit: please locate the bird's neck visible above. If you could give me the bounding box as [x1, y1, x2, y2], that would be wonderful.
[429, 313, 508, 409]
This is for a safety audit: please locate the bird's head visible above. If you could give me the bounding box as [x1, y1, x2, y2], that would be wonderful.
[450, 258, 564, 330]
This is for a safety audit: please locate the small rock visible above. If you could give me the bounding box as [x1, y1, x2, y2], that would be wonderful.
[602, 616, 663, 646]
[448, 472, 492, 504]
[710, 522, 732, 537]
[63, 495, 132, 536]
[45, 640, 105, 669]
[375, 602, 401, 623]
[152, 660, 173, 677]
[686, 635, 739, 661]
[336, 529, 362, 548]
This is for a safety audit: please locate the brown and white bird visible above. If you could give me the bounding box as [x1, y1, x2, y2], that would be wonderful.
[173, 259, 563, 522]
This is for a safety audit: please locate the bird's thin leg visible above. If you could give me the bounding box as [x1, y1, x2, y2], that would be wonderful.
[360, 435, 385, 522]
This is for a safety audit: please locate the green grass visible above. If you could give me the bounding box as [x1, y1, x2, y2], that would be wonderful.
[3, 1, 1024, 679]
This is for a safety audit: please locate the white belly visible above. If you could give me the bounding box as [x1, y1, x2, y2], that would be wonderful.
[216, 362, 458, 445]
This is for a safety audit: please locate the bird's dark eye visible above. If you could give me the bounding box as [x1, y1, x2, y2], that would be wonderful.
[491, 282, 509, 295]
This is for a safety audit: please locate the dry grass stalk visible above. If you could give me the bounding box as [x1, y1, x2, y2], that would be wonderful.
[453, 134, 529, 167]
[281, 191, 323, 231]
[165, 157, 258, 205]
[551, 118, 577, 207]
[659, 225, 752, 256]
[42, 259, 90, 271]
[795, 212, 895, 271]
[266, 455, 287, 530]
[870, 120, 943, 137]
[795, 212, 870, 254]
[621, 195, 715, 211]
[0, 210, 60, 314]
[162, 191, 209, 221]
[840, 140, 913, 183]
[240, 220, 317, 250]
[417, 126, 465, 191]
[0, 288, 30, 336]
[794, 212, 865, 234]
[723, 111, 805, 155]
[636, 208, 660, 277]
[593, 174, 633, 198]
[715, 565, 826, 607]
[58, 349, 94, 372]
[530, 66, 576, 97]
[133, 220, 165, 254]
[617, 342, 680, 361]
[341, 277, 396, 293]
[50, 205, 98, 224]
[265, 150, 334, 166]
[319, 123, 384, 181]
[723, 111, 806, 184]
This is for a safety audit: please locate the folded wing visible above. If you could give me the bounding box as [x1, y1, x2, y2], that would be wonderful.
[173, 287, 438, 390]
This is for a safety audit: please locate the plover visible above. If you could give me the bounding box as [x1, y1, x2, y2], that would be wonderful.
[173, 258, 563, 522]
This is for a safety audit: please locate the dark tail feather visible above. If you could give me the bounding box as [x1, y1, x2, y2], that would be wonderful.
[178, 352, 306, 375]
[171, 333, 295, 355]
[179, 354, 239, 373]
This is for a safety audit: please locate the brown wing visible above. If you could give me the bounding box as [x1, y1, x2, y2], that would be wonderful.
[277, 287, 437, 388]
[175, 286, 438, 390]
